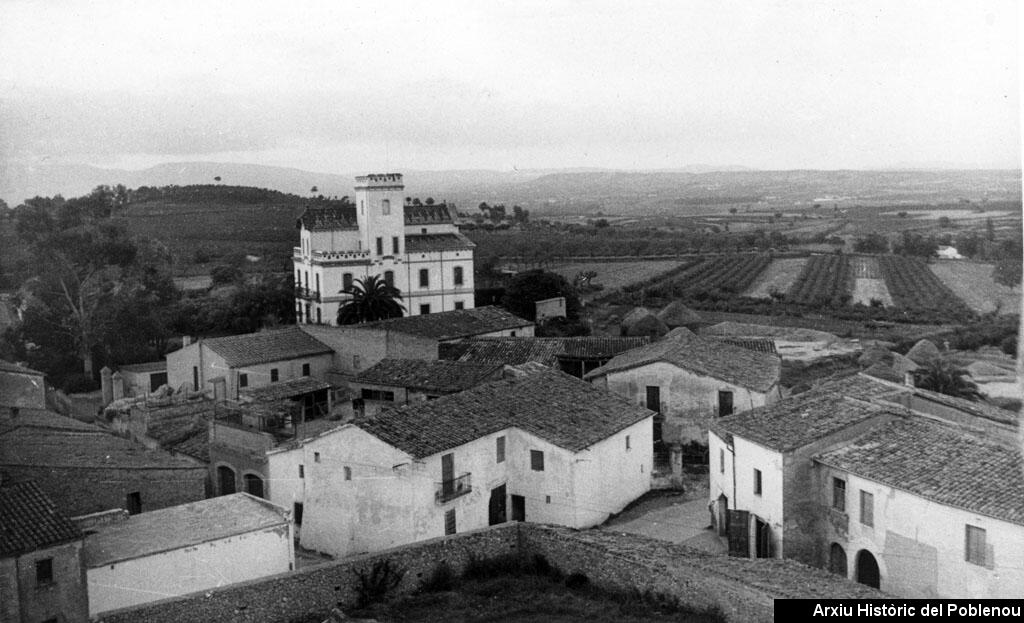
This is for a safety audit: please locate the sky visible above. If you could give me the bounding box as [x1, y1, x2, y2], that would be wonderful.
[0, 0, 1020, 173]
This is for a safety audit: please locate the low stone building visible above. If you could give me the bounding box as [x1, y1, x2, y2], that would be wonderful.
[349, 358, 504, 416]
[83, 493, 293, 617]
[0, 479, 89, 623]
[0, 409, 207, 517]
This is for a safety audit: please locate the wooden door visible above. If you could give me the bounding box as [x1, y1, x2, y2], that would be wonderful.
[511, 495, 525, 522]
[718, 390, 734, 417]
[489, 484, 507, 525]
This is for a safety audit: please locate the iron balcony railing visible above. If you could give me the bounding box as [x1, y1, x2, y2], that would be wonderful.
[435, 473, 472, 504]
[294, 286, 321, 302]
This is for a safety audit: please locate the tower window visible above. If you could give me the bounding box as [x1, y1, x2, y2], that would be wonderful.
[382, 199, 390, 215]
[454, 266, 464, 285]
[343, 273, 353, 292]
[376, 237, 383, 256]
[384, 270, 394, 287]
[393, 236, 399, 254]
[419, 269, 429, 288]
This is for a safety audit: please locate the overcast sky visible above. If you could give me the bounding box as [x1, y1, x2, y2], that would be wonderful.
[0, 0, 1019, 173]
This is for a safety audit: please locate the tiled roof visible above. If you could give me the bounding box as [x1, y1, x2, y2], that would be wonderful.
[83, 493, 289, 567]
[0, 480, 82, 556]
[404, 204, 454, 225]
[117, 361, 166, 373]
[405, 232, 476, 253]
[711, 376, 896, 452]
[354, 359, 503, 393]
[356, 368, 654, 458]
[358, 306, 533, 341]
[585, 332, 780, 392]
[166, 427, 210, 463]
[297, 204, 358, 231]
[0, 360, 44, 376]
[202, 327, 333, 368]
[0, 425, 205, 470]
[0, 408, 109, 436]
[441, 337, 652, 366]
[707, 336, 778, 355]
[241, 377, 332, 402]
[815, 417, 1024, 526]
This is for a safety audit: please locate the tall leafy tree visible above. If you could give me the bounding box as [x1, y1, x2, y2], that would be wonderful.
[501, 269, 582, 322]
[912, 358, 982, 401]
[336, 275, 405, 324]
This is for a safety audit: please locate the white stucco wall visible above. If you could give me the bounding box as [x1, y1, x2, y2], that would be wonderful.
[602, 362, 775, 443]
[86, 522, 294, 616]
[570, 417, 653, 527]
[824, 471, 1024, 598]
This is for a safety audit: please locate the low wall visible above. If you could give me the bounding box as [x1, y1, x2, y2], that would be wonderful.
[96, 523, 880, 623]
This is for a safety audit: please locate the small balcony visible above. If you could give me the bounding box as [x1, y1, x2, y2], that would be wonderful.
[435, 473, 472, 504]
[295, 286, 321, 302]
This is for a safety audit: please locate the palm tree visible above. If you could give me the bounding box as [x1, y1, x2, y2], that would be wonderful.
[336, 275, 405, 324]
[911, 357, 982, 401]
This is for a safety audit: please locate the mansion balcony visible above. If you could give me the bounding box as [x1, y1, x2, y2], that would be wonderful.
[295, 286, 321, 302]
[294, 247, 372, 263]
[435, 473, 472, 504]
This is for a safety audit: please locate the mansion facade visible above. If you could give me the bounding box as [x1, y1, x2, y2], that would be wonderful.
[293, 173, 475, 324]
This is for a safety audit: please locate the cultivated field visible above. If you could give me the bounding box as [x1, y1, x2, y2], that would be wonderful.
[642, 254, 773, 300]
[849, 256, 893, 307]
[744, 257, 808, 299]
[929, 261, 1021, 315]
[878, 256, 975, 322]
[549, 260, 684, 293]
[786, 255, 851, 307]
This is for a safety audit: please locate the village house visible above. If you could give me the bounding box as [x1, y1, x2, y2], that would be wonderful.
[440, 335, 651, 378]
[349, 358, 505, 416]
[301, 305, 535, 378]
[81, 493, 293, 617]
[709, 372, 1023, 597]
[267, 367, 653, 558]
[585, 329, 782, 450]
[0, 359, 47, 410]
[293, 173, 475, 324]
[113, 361, 168, 396]
[165, 326, 335, 401]
[0, 408, 207, 517]
[0, 479, 89, 623]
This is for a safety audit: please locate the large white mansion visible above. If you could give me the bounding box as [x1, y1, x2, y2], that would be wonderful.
[293, 173, 476, 324]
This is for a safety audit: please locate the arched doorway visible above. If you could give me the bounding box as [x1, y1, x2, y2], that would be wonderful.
[855, 549, 880, 588]
[716, 494, 729, 536]
[829, 543, 848, 577]
[243, 473, 265, 498]
[217, 465, 236, 495]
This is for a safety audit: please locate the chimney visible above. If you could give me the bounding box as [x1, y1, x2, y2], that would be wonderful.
[182, 335, 193, 347]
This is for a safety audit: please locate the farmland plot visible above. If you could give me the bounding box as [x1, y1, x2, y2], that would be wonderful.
[744, 257, 808, 299]
[644, 254, 772, 300]
[878, 256, 975, 322]
[929, 261, 1021, 315]
[549, 260, 686, 292]
[849, 256, 893, 307]
[786, 255, 852, 307]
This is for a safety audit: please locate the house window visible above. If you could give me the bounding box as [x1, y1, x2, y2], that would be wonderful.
[382, 199, 390, 215]
[392, 236, 399, 254]
[376, 237, 383, 255]
[305, 303, 311, 323]
[353, 354, 361, 369]
[454, 266, 464, 285]
[421, 227, 427, 234]
[35, 558, 53, 586]
[126, 491, 141, 515]
[244, 474, 264, 498]
[238, 373, 248, 388]
[315, 274, 320, 293]
[445, 509, 456, 535]
[719, 449, 725, 474]
[192, 366, 199, 391]
[530, 450, 544, 471]
[510, 331, 516, 337]
[384, 270, 394, 287]
[344, 466, 352, 481]
[316, 308, 322, 324]
[299, 464, 304, 478]
[294, 502, 304, 526]
[860, 490, 874, 527]
[420, 304, 431, 315]
[965, 525, 987, 566]
[626, 435, 631, 450]
[753, 469, 762, 496]
[718, 390, 734, 417]
[419, 269, 429, 288]
[496, 436, 506, 463]
[454, 301, 464, 310]
[832, 478, 846, 512]
[343, 273, 353, 292]
[302, 363, 311, 376]
[360, 388, 395, 401]
[270, 368, 279, 382]
[314, 452, 321, 463]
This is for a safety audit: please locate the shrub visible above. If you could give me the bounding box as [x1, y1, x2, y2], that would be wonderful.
[354, 559, 405, 608]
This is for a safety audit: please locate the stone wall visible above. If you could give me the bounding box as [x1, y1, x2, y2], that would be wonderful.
[96, 523, 881, 623]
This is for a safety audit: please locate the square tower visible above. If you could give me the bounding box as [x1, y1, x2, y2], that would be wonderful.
[355, 173, 406, 258]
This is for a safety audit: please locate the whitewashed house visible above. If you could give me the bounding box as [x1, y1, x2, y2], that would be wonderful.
[586, 329, 782, 447]
[268, 367, 653, 558]
[293, 173, 476, 324]
[82, 493, 293, 616]
[165, 327, 334, 399]
[710, 372, 1024, 597]
[349, 358, 504, 416]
